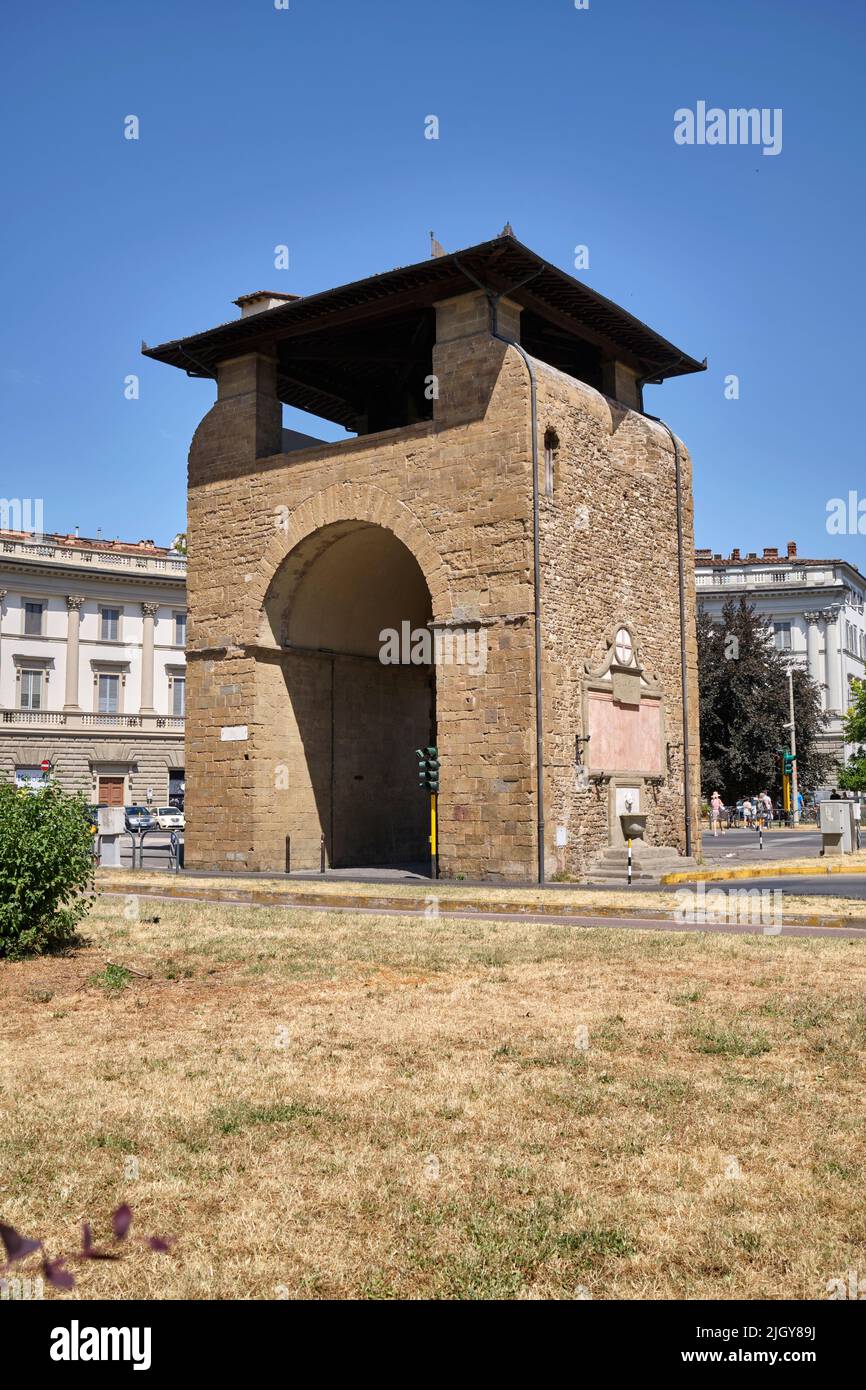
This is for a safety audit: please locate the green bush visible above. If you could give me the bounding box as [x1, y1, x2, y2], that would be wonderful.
[0, 782, 95, 959]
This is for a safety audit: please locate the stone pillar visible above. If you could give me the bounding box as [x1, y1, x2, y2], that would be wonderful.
[824, 605, 843, 712]
[602, 359, 643, 411]
[0, 590, 6, 709]
[215, 352, 283, 460]
[804, 611, 824, 706]
[140, 602, 158, 714]
[431, 291, 522, 427]
[64, 595, 85, 710]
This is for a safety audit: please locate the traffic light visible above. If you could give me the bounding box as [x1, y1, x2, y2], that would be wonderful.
[416, 746, 440, 793]
[783, 751, 796, 774]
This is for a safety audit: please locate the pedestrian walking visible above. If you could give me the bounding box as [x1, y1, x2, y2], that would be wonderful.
[742, 797, 754, 828]
[710, 790, 725, 836]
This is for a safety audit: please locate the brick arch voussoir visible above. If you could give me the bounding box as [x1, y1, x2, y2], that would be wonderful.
[255, 482, 452, 623]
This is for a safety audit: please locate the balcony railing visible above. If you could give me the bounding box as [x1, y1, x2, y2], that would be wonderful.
[1, 537, 186, 576]
[1, 710, 184, 732]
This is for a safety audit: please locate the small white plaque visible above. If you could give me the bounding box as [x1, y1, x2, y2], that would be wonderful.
[555, 825, 568, 847]
[221, 725, 249, 742]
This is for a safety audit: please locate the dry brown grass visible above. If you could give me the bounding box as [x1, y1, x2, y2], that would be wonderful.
[1, 894, 865, 1300]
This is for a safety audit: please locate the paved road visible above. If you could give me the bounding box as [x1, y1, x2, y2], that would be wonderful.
[669, 874, 866, 900]
[284, 830, 831, 880]
[700, 828, 823, 864]
[113, 828, 866, 903]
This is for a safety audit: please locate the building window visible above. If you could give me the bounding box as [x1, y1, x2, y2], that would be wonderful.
[23, 601, 44, 636]
[174, 611, 187, 647]
[97, 673, 120, 714]
[20, 669, 43, 709]
[773, 622, 792, 651]
[101, 607, 120, 641]
[172, 676, 185, 717]
[543, 428, 559, 498]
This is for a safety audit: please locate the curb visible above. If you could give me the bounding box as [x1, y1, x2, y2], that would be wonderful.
[661, 861, 866, 885]
[95, 875, 864, 933]
[96, 875, 674, 922]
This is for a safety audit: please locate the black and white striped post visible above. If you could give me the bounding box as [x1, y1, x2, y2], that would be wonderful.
[758, 824, 763, 851]
[627, 838, 633, 886]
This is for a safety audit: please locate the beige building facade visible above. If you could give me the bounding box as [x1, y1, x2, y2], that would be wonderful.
[145, 234, 704, 879]
[696, 541, 866, 771]
[0, 530, 186, 805]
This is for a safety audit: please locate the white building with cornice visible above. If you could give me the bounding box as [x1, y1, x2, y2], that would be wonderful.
[0, 529, 186, 805]
[695, 541, 866, 773]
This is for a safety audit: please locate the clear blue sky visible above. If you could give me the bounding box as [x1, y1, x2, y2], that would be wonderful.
[2, 0, 864, 564]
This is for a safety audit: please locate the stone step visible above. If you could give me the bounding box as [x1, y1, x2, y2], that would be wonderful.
[591, 852, 689, 864]
[587, 846, 699, 884]
[586, 871, 667, 883]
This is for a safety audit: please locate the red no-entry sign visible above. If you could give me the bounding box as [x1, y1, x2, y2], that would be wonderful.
[40, 760, 51, 772]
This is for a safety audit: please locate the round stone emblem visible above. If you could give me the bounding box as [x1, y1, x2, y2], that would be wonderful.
[614, 627, 633, 665]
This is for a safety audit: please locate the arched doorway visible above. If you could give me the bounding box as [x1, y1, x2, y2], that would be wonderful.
[263, 521, 436, 869]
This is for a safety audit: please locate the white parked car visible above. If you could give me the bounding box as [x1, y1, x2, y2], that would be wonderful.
[154, 806, 185, 831]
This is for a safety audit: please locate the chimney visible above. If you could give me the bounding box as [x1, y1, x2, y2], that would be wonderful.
[233, 291, 300, 318]
[729, 547, 741, 560]
[763, 546, 779, 559]
[787, 540, 797, 558]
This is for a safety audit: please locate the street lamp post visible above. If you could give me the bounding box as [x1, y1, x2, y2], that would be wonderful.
[788, 667, 800, 828]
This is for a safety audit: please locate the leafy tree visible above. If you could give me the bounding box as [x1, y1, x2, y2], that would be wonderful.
[696, 598, 832, 804]
[837, 746, 866, 793]
[842, 678, 866, 743]
[0, 782, 95, 959]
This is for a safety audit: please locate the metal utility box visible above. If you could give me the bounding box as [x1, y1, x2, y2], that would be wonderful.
[819, 800, 854, 855]
[97, 806, 125, 867]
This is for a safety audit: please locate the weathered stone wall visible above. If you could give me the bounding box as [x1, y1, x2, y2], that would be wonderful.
[533, 360, 701, 876]
[186, 292, 539, 876]
[184, 288, 699, 879]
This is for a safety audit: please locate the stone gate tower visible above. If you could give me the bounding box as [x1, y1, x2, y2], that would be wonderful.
[145, 233, 704, 880]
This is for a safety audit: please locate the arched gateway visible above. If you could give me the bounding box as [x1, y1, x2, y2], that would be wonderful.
[262, 519, 437, 869]
[145, 233, 704, 880]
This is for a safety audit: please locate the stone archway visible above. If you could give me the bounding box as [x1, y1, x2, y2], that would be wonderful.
[259, 510, 442, 870]
[251, 481, 452, 639]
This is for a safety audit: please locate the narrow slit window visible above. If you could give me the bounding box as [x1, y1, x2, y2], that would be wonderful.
[543, 429, 559, 497]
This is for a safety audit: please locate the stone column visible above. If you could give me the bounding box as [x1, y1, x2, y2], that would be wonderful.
[804, 611, 824, 706]
[0, 590, 6, 709]
[140, 602, 158, 715]
[823, 605, 843, 712]
[64, 595, 85, 710]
